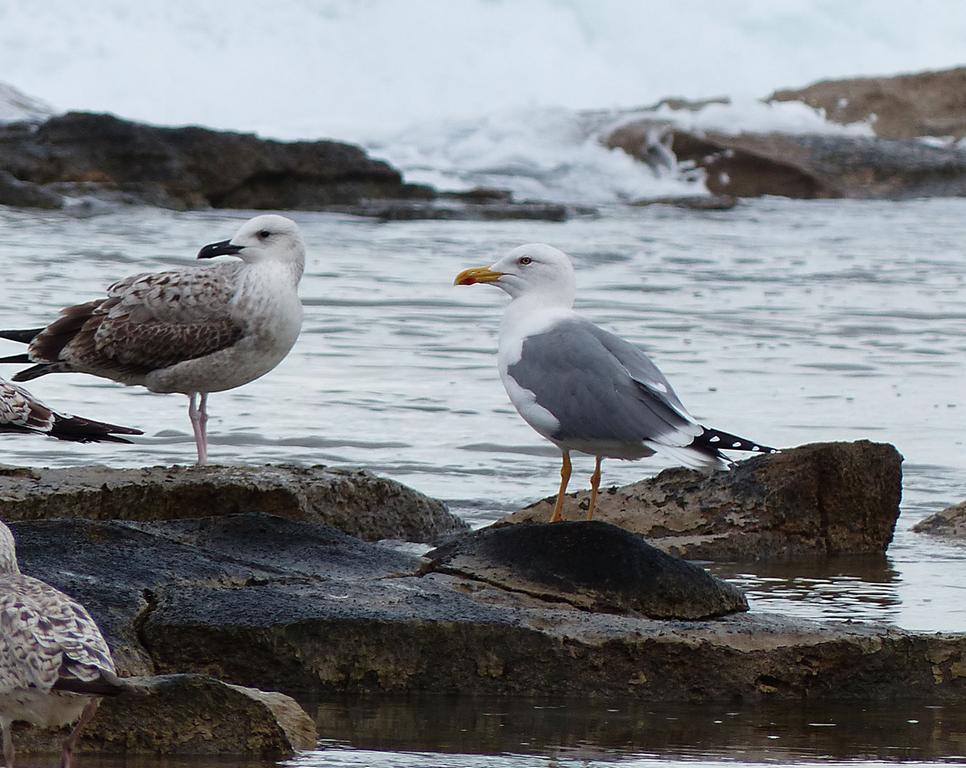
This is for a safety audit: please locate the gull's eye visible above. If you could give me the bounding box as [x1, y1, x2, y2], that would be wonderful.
[519, 256, 532, 266]
[257, 229, 271, 239]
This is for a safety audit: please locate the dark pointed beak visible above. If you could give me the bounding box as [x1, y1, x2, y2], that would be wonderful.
[197, 240, 244, 259]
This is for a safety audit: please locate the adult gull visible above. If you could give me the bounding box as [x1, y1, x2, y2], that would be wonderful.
[0, 377, 141, 443]
[0, 520, 121, 768]
[0, 214, 305, 465]
[455, 243, 776, 523]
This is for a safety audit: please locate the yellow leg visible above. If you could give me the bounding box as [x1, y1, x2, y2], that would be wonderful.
[549, 450, 572, 523]
[588, 456, 603, 520]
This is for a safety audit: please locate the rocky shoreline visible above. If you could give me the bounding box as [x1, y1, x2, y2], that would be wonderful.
[3, 441, 963, 759]
[5, 67, 966, 213]
[0, 111, 584, 220]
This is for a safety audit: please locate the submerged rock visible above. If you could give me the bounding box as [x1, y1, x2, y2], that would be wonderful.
[631, 193, 738, 210]
[913, 501, 966, 538]
[15, 674, 316, 758]
[11, 512, 964, 706]
[326, 198, 575, 221]
[501, 441, 903, 561]
[0, 463, 466, 543]
[423, 521, 747, 618]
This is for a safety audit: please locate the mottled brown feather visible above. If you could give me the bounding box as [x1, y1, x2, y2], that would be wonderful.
[24, 264, 246, 379]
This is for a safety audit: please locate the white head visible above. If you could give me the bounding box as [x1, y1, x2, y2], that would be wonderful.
[454, 243, 576, 306]
[198, 214, 306, 279]
[0, 521, 20, 575]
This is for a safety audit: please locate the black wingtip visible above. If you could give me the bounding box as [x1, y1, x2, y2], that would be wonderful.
[0, 354, 30, 364]
[694, 426, 778, 455]
[0, 328, 43, 344]
[10, 364, 55, 382]
[49, 414, 144, 444]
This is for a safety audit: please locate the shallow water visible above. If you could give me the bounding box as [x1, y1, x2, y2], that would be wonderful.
[1, 198, 964, 765]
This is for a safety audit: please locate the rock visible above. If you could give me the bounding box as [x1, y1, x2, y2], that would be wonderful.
[10, 514, 421, 676]
[631, 193, 738, 210]
[14, 674, 316, 758]
[0, 168, 64, 208]
[9, 513, 965, 704]
[501, 441, 902, 561]
[605, 118, 966, 199]
[0, 111, 431, 210]
[913, 501, 966, 538]
[770, 67, 966, 140]
[0, 111, 583, 218]
[423, 521, 747, 618]
[325, 198, 574, 222]
[0, 463, 466, 543]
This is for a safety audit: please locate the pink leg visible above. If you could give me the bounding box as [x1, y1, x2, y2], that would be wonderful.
[187, 393, 208, 466]
[199, 392, 209, 451]
[60, 698, 99, 768]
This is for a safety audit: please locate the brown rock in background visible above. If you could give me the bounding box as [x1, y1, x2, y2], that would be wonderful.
[770, 67, 966, 140]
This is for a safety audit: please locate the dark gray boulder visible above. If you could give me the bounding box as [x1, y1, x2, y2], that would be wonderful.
[0, 111, 431, 210]
[423, 521, 748, 618]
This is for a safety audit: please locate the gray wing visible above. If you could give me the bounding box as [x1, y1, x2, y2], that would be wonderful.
[0, 377, 55, 432]
[26, 263, 245, 376]
[507, 318, 701, 447]
[0, 574, 115, 695]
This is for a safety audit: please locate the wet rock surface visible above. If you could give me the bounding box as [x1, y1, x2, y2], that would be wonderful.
[913, 501, 966, 538]
[423, 521, 748, 618]
[9, 511, 964, 706]
[501, 441, 903, 561]
[0, 462, 467, 543]
[15, 674, 316, 758]
[606, 119, 966, 200]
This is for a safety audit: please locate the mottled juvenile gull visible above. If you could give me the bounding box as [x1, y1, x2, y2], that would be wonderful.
[0, 377, 141, 443]
[0, 214, 305, 465]
[0, 520, 121, 768]
[455, 243, 776, 523]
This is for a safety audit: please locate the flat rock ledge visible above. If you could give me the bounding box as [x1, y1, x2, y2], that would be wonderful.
[502, 441, 902, 560]
[0, 463, 467, 543]
[14, 674, 316, 758]
[913, 501, 966, 538]
[11, 514, 964, 706]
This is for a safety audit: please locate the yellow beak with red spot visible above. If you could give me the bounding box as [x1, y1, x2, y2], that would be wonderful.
[454, 266, 504, 286]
